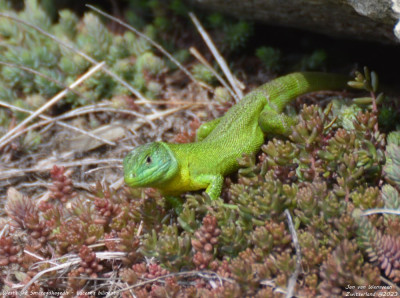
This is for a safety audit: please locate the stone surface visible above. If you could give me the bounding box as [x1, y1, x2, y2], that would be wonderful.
[393, 0, 400, 40]
[192, 0, 400, 44]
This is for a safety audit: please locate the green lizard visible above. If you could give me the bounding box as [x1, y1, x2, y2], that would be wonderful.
[123, 72, 348, 201]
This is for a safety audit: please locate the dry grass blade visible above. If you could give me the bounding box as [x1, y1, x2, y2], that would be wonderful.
[86, 4, 202, 88]
[68, 123, 125, 151]
[190, 46, 237, 98]
[0, 223, 9, 238]
[362, 208, 400, 216]
[134, 99, 218, 106]
[260, 279, 287, 294]
[0, 61, 89, 101]
[33, 101, 186, 132]
[24, 249, 47, 263]
[19, 259, 80, 296]
[285, 209, 302, 298]
[113, 270, 233, 294]
[380, 276, 400, 293]
[0, 101, 116, 146]
[0, 12, 148, 103]
[20, 252, 127, 296]
[189, 12, 242, 102]
[146, 104, 191, 121]
[109, 177, 125, 190]
[0, 102, 189, 160]
[0, 62, 106, 150]
[0, 158, 121, 181]
[63, 107, 156, 129]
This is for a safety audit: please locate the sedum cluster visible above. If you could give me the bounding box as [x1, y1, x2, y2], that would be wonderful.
[0, 0, 168, 117]
[1, 1, 400, 297]
[4, 97, 399, 296]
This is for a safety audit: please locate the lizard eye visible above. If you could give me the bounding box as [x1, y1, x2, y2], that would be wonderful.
[146, 156, 152, 164]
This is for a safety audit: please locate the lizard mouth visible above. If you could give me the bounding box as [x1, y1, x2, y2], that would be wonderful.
[124, 168, 159, 187]
[124, 162, 172, 187]
[124, 172, 142, 186]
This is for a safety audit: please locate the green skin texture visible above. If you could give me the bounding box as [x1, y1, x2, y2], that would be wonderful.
[123, 72, 349, 200]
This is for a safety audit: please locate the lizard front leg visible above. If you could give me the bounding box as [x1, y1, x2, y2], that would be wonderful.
[193, 174, 224, 200]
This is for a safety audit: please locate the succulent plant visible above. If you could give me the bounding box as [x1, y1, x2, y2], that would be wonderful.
[1, 1, 399, 296]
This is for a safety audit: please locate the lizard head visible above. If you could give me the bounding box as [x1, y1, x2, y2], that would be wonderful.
[123, 142, 178, 188]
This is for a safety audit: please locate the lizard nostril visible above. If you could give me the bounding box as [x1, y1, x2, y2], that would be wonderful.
[127, 173, 136, 179]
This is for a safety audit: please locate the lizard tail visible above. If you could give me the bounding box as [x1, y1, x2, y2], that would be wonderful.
[263, 72, 350, 113]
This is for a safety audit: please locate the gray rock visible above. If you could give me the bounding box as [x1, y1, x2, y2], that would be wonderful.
[192, 0, 400, 44]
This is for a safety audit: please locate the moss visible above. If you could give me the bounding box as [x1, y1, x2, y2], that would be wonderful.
[256, 46, 281, 72]
[300, 49, 327, 70]
[135, 51, 166, 75]
[192, 63, 216, 85]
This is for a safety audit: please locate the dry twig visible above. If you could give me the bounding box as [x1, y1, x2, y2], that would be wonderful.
[190, 47, 237, 99]
[189, 12, 243, 102]
[0, 100, 116, 146]
[0, 62, 106, 150]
